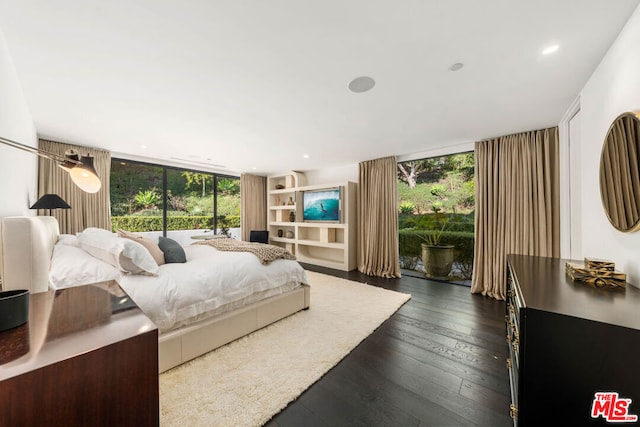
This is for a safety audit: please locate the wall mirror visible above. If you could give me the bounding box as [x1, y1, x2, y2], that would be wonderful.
[600, 111, 640, 232]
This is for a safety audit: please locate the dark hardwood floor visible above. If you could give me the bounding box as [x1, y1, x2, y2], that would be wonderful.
[264, 264, 512, 427]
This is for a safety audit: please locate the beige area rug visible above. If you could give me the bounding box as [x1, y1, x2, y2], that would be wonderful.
[159, 270, 411, 427]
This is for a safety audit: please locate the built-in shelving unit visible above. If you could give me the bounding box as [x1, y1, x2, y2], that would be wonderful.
[267, 172, 357, 271]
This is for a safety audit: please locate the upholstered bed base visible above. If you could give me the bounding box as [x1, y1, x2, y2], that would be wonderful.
[159, 283, 309, 372]
[0, 216, 311, 373]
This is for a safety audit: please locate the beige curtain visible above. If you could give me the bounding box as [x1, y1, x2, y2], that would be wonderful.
[240, 173, 267, 241]
[37, 139, 111, 234]
[358, 156, 401, 278]
[471, 127, 560, 299]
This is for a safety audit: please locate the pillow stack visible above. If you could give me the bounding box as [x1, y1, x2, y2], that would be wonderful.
[77, 228, 159, 275]
[117, 229, 166, 265]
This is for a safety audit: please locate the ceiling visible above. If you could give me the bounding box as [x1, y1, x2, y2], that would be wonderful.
[0, 0, 638, 175]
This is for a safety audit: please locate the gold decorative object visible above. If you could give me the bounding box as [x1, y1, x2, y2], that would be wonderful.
[585, 257, 615, 271]
[565, 261, 627, 288]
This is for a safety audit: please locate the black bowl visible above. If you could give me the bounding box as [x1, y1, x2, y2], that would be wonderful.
[0, 289, 30, 332]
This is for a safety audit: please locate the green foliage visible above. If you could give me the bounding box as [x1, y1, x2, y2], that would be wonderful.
[134, 189, 160, 210]
[217, 178, 240, 195]
[168, 193, 189, 212]
[415, 213, 450, 246]
[183, 172, 213, 197]
[111, 215, 240, 232]
[399, 212, 474, 233]
[399, 201, 416, 214]
[397, 151, 475, 215]
[430, 184, 446, 199]
[110, 162, 163, 216]
[216, 194, 241, 217]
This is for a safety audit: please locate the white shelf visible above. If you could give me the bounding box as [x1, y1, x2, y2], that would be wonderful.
[270, 205, 296, 210]
[297, 239, 345, 249]
[269, 188, 296, 194]
[270, 221, 296, 226]
[270, 237, 296, 244]
[297, 222, 346, 229]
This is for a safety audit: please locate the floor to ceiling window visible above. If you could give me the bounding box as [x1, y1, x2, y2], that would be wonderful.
[110, 159, 240, 245]
[397, 152, 475, 285]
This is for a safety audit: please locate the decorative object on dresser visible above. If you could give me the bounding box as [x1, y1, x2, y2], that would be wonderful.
[0, 289, 29, 332]
[29, 194, 71, 216]
[0, 135, 102, 193]
[505, 254, 640, 426]
[565, 257, 627, 288]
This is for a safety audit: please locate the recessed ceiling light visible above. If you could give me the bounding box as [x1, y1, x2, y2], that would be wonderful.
[348, 76, 375, 93]
[140, 145, 147, 149]
[542, 44, 559, 55]
[449, 62, 464, 71]
[303, 154, 310, 159]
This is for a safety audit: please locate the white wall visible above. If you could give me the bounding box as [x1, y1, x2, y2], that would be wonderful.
[304, 164, 358, 186]
[0, 27, 37, 217]
[577, 4, 640, 286]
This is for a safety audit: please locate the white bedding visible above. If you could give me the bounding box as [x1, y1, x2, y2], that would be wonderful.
[50, 236, 308, 333]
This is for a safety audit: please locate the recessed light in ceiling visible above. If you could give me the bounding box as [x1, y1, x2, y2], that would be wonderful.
[449, 62, 464, 71]
[348, 76, 375, 93]
[303, 154, 310, 159]
[542, 44, 559, 55]
[140, 145, 148, 149]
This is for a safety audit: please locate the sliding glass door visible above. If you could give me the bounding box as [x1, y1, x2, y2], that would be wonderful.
[110, 159, 240, 245]
[397, 152, 475, 285]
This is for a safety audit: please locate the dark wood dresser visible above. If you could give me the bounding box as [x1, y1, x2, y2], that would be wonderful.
[506, 254, 640, 426]
[0, 282, 159, 426]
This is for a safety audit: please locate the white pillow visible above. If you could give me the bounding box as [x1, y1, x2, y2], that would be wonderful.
[77, 228, 159, 275]
[49, 243, 122, 289]
[57, 234, 80, 247]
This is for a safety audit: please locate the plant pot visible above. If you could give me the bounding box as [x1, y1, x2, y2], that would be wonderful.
[421, 243, 454, 278]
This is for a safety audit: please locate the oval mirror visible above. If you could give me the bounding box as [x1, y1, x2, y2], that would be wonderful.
[600, 111, 640, 232]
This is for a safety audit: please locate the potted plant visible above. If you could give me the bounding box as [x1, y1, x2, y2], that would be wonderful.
[419, 214, 455, 278]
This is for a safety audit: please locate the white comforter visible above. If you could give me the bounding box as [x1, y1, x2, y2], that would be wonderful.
[50, 239, 308, 332]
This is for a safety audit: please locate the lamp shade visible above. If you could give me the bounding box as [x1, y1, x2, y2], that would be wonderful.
[29, 194, 71, 210]
[69, 155, 102, 193]
[58, 149, 80, 172]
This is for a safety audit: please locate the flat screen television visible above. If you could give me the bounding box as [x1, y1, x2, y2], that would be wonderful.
[302, 188, 341, 222]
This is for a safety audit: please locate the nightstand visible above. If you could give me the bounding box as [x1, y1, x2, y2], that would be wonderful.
[0, 282, 159, 426]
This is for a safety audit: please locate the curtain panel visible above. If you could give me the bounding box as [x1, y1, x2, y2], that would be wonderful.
[357, 156, 401, 278]
[240, 173, 267, 242]
[37, 139, 111, 234]
[471, 127, 560, 299]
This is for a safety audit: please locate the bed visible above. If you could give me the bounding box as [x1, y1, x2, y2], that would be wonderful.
[0, 216, 310, 372]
